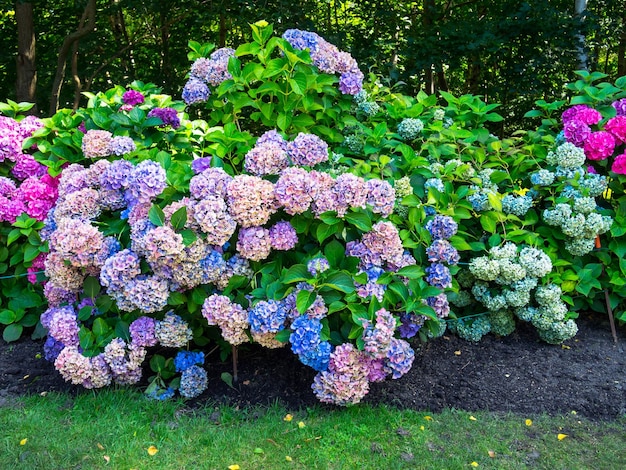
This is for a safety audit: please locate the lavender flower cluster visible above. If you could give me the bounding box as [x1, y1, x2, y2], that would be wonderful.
[282, 29, 363, 95]
[182, 47, 236, 104]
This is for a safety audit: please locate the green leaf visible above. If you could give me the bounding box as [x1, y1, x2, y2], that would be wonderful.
[180, 229, 198, 246]
[168, 291, 187, 305]
[396, 265, 425, 279]
[23, 244, 40, 263]
[170, 206, 188, 230]
[92, 318, 110, 338]
[344, 211, 372, 232]
[283, 264, 310, 284]
[83, 276, 101, 298]
[316, 223, 336, 243]
[324, 240, 344, 268]
[148, 204, 165, 227]
[0, 310, 16, 325]
[3, 324, 23, 342]
[296, 289, 317, 314]
[321, 272, 355, 293]
[7, 229, 21, 246]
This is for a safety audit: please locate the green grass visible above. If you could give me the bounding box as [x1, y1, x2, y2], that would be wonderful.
[0, 389, 624, 469]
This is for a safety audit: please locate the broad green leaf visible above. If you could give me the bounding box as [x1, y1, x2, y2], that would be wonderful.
[148, 204, 165, 227]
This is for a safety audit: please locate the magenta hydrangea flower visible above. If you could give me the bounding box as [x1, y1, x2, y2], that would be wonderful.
[612, 98, 626, 116]
[604, 115, 626, 144]
[82, 130, 112, 158]
[11, 154, 47, 180]
[147, 107, 180, 128]
[269, 220, 298, 250]
[561, 105, 602, 126]
[583, 131, 615, 161]
[611, 152, 626, 175]
[563, 119, 591, 147]
[122, 90, 145, 106]
[286, 133, 329, 166]
[236, 226, 272, 261]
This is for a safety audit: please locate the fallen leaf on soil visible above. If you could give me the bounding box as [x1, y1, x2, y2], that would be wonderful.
[561, 345, 570, 350]
[471, 461, 479, 467]
[488, 450, 496, 458]
[469, 415, 477, 421]
[97, 443, 105, 450]
[147, 445, 158, 456]
[557, 433, 568, 440]
[254, 447, 264, 454]
[19, 438, 27, 446]
[424, 415, 433, 421]
[454, 350, 462, 356]
[103, 455, 110, 463]
[298, 421, 306, 429]
[525, 419, 533, 426]
[285, 456, 293, 461]
[284, 413, 293, 422]
[228, 465, 240, 470]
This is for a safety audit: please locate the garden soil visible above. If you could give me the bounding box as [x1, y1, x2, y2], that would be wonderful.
[1, 312, 624, 420]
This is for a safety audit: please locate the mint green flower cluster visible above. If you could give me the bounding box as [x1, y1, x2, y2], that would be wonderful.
[543, 201, 612, 256]
[451, 242, 570, 341]
[515, 284, 578, 344]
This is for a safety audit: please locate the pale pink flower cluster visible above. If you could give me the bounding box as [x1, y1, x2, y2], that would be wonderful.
[49, 218, 105, 268]
[191, 196, 236, 246]
[155, 312, 193, 348]
[201, 294, 249, 345]
[286, 133, 329, 167]
[244, 141, 289, 176]
[333, 173, 368, 216]
[227, 175, 276, 227]
[82, 130, 112, 158]
[360, 222, 405, 267]
[361, 308, 397, 359]
[312, 343, 370, 405]
[365, 179, 396, 217]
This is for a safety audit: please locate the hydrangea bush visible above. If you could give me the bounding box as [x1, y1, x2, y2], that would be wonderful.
[6, 23, 624, 405]
[30, 24, 443, 405]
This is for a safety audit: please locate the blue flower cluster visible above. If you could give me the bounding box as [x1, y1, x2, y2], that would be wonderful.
[174, 350, 205, 373]
[248, 300, 287, 334]
[289, 316, 322, 355]
[179, 365, 208, 399]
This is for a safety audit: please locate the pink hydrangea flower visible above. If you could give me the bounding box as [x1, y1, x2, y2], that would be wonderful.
[604, 115, 626, 144]
[611, 152, 626, 175]
[82, 130, 112, 158]
[236, 226, 272, 261]
[583, 131, 615, 161]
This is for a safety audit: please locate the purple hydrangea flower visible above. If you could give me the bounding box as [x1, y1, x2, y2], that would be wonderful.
[147, 107, 180, 128]
[426, 215, 458, 240]
[122, 90, 145, 106]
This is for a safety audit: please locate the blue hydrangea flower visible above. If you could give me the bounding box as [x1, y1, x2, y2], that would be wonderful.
[179, 365, 208, 398]
[290, 315, 322, 355]
[298, 341, 332, 371]
[307, 257, 330, 276]
[502, 195, 533, 217]
[174, 351, 205, 372]
[248, 300, 287, 334]
[425, 263, 452, 288]
[424, 178, 445, 192]
[146, 387, 175, 401]
[182, 78, 211, 105]
[426, 215, 458, 240]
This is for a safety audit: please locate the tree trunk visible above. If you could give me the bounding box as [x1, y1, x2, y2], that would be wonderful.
[49, 0, 96, 114]
[618, 14, 626, 77]
[575, 0, 588, 70]
[15, 1, 37, 113]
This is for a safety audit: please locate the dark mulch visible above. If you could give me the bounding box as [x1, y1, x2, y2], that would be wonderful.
[1, 313, 624, 420]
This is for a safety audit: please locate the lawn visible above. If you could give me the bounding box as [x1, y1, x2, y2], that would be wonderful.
[1, 389, 624, 469]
